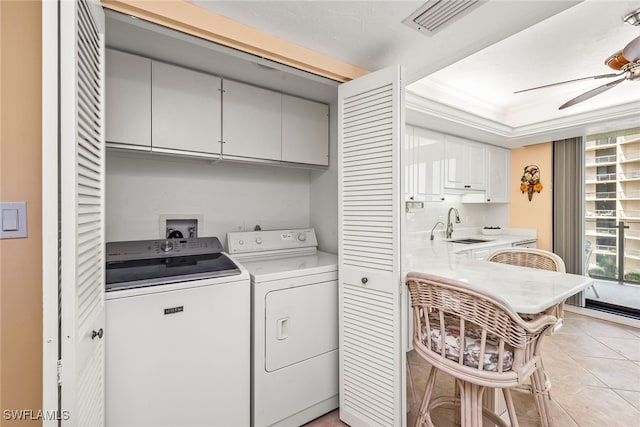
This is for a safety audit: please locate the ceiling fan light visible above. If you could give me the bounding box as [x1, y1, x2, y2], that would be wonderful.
[605, 51, 629, 70]
[623, 8, 640, 26]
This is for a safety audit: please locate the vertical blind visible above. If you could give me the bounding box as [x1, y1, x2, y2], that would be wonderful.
[553, 136, 585, 306]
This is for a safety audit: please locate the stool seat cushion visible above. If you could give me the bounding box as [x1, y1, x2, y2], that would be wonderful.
[422, 312, 515, 372]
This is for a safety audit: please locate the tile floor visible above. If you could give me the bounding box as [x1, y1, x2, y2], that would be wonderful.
[304, 311, 640, 426]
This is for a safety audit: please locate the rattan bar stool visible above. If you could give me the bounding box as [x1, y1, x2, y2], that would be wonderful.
[406, 272, 557, 427]
[486, 247, 566, 427]
[487, 248, 566, 323]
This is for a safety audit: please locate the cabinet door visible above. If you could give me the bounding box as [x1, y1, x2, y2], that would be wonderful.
[465, 142, 486, 190]
[413, 127, 445, 201]
[105, 49, 151, 148]
[152, 61, 221, 155]
[222, 80, 282, 161]
[444, 135, 486, 191]
[282, 95, 329, 166]
[444, 136, 467, 189]
[404, 125, 415, 200]
[486, 145, 511, 203]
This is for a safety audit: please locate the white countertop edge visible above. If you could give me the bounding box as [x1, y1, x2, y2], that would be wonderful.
[403, 247, 594, 314]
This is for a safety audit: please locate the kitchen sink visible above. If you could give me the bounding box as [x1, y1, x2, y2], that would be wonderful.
[448, 238, 494, 244]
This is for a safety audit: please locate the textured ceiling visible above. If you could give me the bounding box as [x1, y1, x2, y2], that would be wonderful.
[193, 1, 581, 83]
[192, 0, 640, 140]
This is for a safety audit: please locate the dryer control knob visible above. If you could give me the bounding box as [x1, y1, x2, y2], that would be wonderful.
[160, 240, 173, 252]
[238, 239, 244, 245]
[255, 237, 263, 245]
[297, 233, 307, 242]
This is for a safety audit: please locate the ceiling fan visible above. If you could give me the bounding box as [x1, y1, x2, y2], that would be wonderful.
[515, 35, 640, 110]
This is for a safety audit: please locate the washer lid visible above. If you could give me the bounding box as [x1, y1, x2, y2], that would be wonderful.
[106, 252, 241, 291]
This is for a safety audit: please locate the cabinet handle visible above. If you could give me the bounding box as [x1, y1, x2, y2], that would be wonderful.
[464, 185, 471, 189]
[441, 197, 445, 201]
[91, 328, 104, 340]
[487, 199, 491, 202]
[361, 277, 368, 285]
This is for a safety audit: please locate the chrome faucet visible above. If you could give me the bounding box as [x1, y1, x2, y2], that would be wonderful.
[430, 221, 444, 240]
[446, 207, 461, 239]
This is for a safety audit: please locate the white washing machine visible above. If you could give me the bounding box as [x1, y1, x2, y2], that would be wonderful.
[227, 228, 339, 427]
[105, 237, 250, 427]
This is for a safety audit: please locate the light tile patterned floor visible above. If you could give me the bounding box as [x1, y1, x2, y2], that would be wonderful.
[304, 312, 640, 426]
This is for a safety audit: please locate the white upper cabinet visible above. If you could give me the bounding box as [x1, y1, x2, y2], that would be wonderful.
[152, 61, 222, 156]
[413, 127, 445, 201]
[405, 125, 445, 201]
[222, 80, 282, 161]
[486, 145, 511, 203]
[282, 95, 329, 166]
[104, 51, 330, 167]
[105, 49, 151, 149]
[444, 135, 486, 191]
[404, 125, 415, 200]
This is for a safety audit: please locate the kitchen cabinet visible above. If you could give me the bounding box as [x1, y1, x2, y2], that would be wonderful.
[282, 95, 329, 166]
[105, 51, 330, 167]
[222, 80, 282, 161]
[406, 126, 445, 201]
[486, 145, 511, 203]
[105, 49, 151, 149]
[444, 135, 486, 191]
[152, 61, 222, 156]
[455, 242, 513, 260]
[404, 125, 416, 200]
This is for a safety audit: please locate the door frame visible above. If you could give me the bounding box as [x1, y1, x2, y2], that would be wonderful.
[42, 0, 61, 422]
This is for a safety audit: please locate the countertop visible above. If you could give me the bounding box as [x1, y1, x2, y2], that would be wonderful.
[406, 228, 537, 252]
[403, 231, 593, 314]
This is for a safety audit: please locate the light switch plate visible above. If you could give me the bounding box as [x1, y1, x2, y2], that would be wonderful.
[1, 201, 27, 239]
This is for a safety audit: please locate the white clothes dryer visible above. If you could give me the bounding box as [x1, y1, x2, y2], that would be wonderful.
[227, 228, 338, 427]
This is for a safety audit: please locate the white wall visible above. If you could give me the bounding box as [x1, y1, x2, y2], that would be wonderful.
[406, 196, 509, 237]
[106, 150, 313, 246]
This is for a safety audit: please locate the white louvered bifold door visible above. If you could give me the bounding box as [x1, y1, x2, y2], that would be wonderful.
[338, 65, 405, 427]
[60, 1, 106, 425]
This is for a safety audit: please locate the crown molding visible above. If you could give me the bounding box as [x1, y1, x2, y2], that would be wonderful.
[406, 90, 640, 146]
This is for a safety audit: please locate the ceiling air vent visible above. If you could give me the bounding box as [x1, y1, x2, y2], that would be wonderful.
[403, 0, 483, 35]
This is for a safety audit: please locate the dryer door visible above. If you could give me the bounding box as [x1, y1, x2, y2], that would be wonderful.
[265, 280, 338, 372]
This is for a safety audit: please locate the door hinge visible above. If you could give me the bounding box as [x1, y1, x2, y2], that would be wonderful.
[57, 360, 62, 386]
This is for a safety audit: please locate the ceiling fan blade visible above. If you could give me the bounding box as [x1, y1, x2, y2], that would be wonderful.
[514, 72, 623, 93]
[623, 35, 640, 62]
[559, 77, 626, 110]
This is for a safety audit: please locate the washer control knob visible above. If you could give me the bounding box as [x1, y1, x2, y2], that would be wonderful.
[160, 240, 173, 252]
[255, 237, 263, 245]
[297, 233, 307, 242]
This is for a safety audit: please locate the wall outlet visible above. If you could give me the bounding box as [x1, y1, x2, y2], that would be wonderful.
[405, 201, 424, 212]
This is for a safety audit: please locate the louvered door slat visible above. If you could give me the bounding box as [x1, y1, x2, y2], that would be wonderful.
[344, 132, 392, 146]
[343, 241, 393, 251]
[344, 153, 392, 167]
[60, 1, 105, 426]
[343, 231, 392, 240]
[339, 64, 405, 427]
[343, 100, 393, 124]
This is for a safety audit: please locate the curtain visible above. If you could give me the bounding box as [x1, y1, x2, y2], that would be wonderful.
[553, 136, 585, 306]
